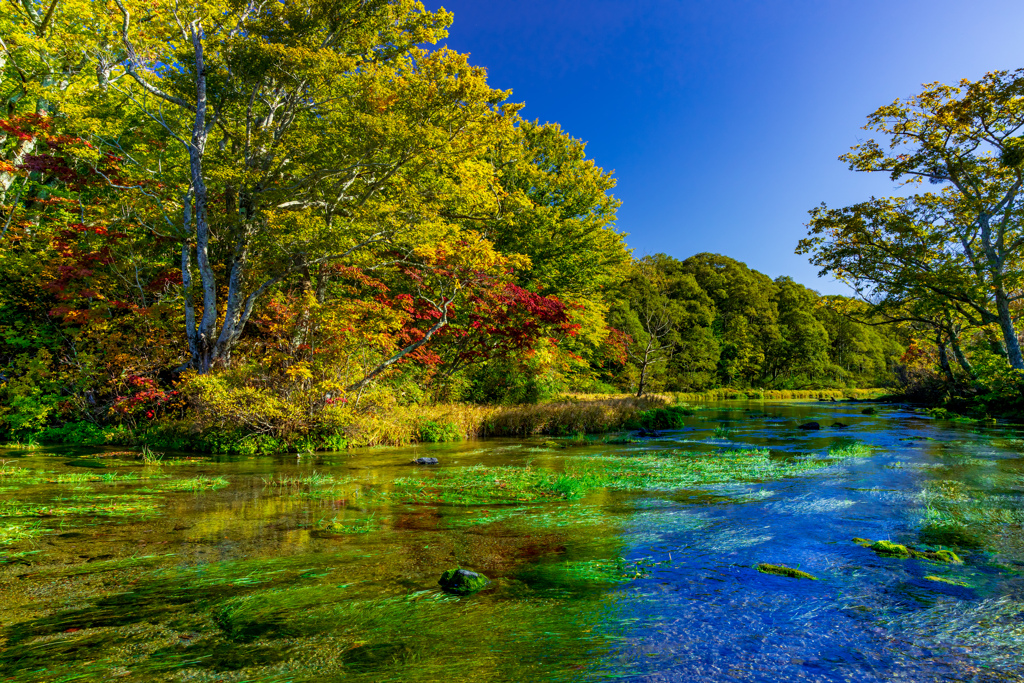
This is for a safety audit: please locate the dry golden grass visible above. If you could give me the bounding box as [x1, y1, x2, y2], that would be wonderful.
[342, 396, 672, 445]
[482, 395, 672, 437]
[343, 389, 888, 446]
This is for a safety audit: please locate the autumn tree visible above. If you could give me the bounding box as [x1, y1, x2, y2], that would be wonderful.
[801, 70, 1024, 371]
[93, 0, 519, 374]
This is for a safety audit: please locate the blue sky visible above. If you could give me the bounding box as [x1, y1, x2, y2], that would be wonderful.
[429, 0, 1024, 294]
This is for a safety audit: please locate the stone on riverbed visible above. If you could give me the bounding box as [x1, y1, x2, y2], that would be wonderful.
[413, 457, 439, 465]
[438, 568, 490, 595]
[798, 422, 820, 430]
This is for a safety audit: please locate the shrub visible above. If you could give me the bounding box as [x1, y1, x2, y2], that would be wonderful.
[624, 405, 695, 430]
[418, 419, 462, 443]
[37, 421, 107, 446]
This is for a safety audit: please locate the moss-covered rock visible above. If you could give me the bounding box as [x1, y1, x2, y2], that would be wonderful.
[917, 548, 962, 564]
[851, 537, 872, 546]
[865, 539, 962, 563]
[870, 540, 911, 557]
[861, 407, 877, 415]
[438, 568, 490, 595]
[756, 563, 817, 580]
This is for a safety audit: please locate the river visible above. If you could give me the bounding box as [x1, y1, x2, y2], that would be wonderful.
[1, 400, 1022, 682]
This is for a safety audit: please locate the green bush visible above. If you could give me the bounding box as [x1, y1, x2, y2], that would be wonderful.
[37, 421, 107, 446]
[418, 420, 462, 443]
[624, 405, 695, 430]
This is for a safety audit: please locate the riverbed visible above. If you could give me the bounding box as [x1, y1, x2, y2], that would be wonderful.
[1, 401, 1022, 682]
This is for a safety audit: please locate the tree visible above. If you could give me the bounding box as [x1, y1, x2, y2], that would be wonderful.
[680, 253, 780, 386]
[767, 277, 830, 382]
[98, 0, 516, 373]
[801, 70, 1024, 370]
[608, 258, 683, 396]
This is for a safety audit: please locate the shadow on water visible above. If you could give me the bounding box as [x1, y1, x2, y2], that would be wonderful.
[2, 400, 1024, 681]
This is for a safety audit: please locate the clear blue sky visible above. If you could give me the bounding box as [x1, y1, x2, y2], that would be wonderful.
[429, 0, 1024, 294]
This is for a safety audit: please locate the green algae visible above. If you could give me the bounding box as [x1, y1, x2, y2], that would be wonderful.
[756, 563, 817, 580]
[923, 575, 970, 587]
[865, 539, 962, 563]
[870, 540, 912, 557]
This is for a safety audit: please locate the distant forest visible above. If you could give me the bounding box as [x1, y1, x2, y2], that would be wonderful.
[603, 253, 904, 397]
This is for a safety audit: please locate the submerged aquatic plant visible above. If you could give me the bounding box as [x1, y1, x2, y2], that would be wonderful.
[263, 472, 341, 489]
[887, 597, 1024, 671]
[316, 514, 381, 535]
[163, 475, 229, 492]
[827, 443, 872, 459]
[382, 448, 846, 507]
[756, 563, 816, 580]
[923, 575, 970, 587]
[0, 521, 42, 547]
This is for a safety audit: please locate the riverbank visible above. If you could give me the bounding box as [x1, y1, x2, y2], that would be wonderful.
[10, 389, 891, 455]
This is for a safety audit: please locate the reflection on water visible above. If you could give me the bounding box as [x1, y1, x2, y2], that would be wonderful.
[2, 401, 1024, 682]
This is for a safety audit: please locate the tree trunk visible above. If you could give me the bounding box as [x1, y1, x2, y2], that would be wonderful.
[947, 326, 976, 380]
[937, 333, 955, 385]
[184, 22, 219, 373]
[994, 290, 1024, 370]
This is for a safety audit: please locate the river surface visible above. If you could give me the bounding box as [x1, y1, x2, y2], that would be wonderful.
[2, 401, 1024, 682]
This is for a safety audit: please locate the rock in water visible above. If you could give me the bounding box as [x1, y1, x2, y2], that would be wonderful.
[413, 457, 439, 465]
[861, 407, 877, 415]
[798, 422, 820, 430]
[438, 568, 489, 595]
[832, 422, 848, 428]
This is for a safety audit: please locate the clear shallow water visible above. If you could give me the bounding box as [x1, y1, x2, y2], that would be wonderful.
[1, 401, 1023, 682]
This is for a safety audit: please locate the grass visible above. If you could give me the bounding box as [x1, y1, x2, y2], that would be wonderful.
[484, 396, 678, 437]
[672, 388, 888, 402]
[139, 444, 163, 463]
